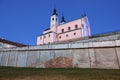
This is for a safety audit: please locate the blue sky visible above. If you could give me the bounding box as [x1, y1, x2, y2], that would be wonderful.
[0, 0, 120, 45]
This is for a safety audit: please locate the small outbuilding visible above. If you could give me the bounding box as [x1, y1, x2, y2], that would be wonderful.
[0, 38, 27, 48]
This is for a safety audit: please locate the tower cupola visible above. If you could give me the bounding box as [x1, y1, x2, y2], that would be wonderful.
[52, 8, 58, 15]
[60, 15, 66, 24]
[81, 13, 87, 18]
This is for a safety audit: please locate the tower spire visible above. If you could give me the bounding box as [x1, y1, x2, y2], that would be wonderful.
[52, 0, 58, 16]
[52, 8, 58, 15]
[81, 13, 87, 18]
[60, 14, 66, 24]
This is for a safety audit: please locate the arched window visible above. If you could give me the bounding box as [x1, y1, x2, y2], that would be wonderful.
[68, 27, 71, 31]
[75, 25, 78, 29]
[61, 29, 64, 33]
[49, 34, 50, 37]
[52, 18, 54, 20]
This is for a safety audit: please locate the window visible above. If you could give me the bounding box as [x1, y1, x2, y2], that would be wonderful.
[44, 36, 46, 38]
[56, 18, 57, 21]
[74, 33, 76, 35]
[0, 44, 2, 48]
[68, 27, 71, 30]
[49, 34, 50, 37]
[66, 34, 68, 37]
[40, 37, 42, 39]
[52, 18, 54, 20]
[75, 25, 78, 29]
[82, 24, 84, 27]
[59, 36, 61, 39]
[61, 29, 64, 33]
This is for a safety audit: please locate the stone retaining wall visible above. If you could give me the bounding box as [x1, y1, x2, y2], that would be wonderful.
[0, 39, 120, 69]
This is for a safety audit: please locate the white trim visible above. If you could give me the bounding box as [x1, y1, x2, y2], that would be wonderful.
[51, 33, 54, 42]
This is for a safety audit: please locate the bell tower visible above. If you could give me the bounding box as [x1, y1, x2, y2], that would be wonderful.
[50, 8, 59, 27]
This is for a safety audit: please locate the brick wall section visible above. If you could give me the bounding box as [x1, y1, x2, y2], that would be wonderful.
[44, 57, 72, 68]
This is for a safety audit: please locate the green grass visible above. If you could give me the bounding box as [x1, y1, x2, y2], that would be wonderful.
[0, 67, 120, 80]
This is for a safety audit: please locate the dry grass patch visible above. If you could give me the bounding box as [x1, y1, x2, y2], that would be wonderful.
[0, 67, 120, 80]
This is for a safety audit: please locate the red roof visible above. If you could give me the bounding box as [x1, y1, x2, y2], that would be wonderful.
[0, 38, 27, 47]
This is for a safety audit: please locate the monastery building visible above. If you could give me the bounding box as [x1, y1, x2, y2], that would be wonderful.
[37, 9, 91, 45]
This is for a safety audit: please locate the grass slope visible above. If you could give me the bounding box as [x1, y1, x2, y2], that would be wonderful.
[0, 67, 120, 80]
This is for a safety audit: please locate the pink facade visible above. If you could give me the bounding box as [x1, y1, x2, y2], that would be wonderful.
[37, 9, 91, 45]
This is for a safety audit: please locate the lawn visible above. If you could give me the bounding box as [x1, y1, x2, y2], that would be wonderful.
[0, 67, 120, 80]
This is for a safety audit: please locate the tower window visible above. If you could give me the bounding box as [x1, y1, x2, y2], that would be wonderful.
[61, 29, 64, 33]
[66, 34, 68, 37]
[56, 18, 57, 21]
[52, 18, 54, 20]
[68, 27, 71, 31]
[75, 25, 78, 29]
[74, 33, 76, 35]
